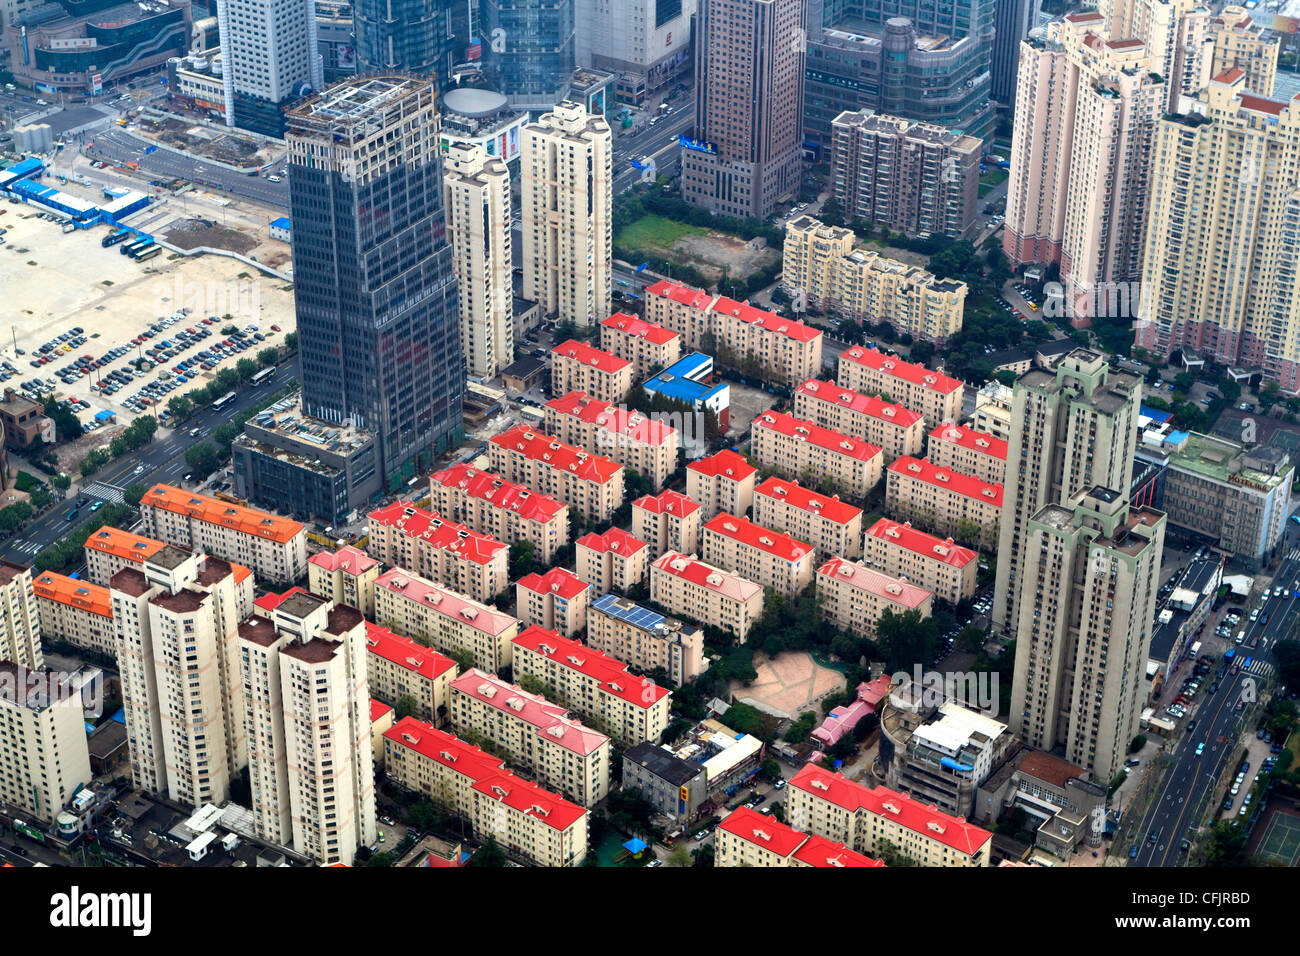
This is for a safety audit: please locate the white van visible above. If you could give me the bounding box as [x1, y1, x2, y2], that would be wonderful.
[267, 175, 282, 183]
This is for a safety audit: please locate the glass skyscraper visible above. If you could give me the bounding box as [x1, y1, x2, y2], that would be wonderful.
[353, 0, 456, 91]
[483, 0, 576, 109]
[285, 75, 464, 491]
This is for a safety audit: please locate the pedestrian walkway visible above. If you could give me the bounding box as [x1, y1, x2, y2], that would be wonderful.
[82, 481, 125, 504]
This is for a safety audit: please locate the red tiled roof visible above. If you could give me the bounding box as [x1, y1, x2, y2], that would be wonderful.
[512, 625, 670, 707]
[550, 339, 631, 375]
[369, 502, 507, 565]
[632, 489, 701, 518]
[452, 668, 608, 755]
[797, 379, 923, 427]
[1239, 93, 1287, 116]
[752, 410, 883, 462]
[384, 718, 587, 831]
[429, 463, 566, 523]
[254, 586, 313, 613]
[816, 557, 932, 609]
[576, 526, 647, 557]
[365, 621, 457, 681]
[1017, 751, 1087, 789]
[517, 566, 590, 601]
[718, 806, 806, 858]
[84, 525, 165, 564]
[687, 449, 756, 481]
[755, 477, 862, 526]
[864, 518, 977, 568]
[652, 551, 763, 602]
[709, 296, 822, 344]
[792, 833, 886, 867]
[839, 347, 963, 395]
[309, 544, 379, 575]
[646, 279, 715, 310]
[601, 312, 679, 346]
[1212, 67, 1245, 84]
[371, 699, 394, 723]
[789, 765, 992, 856]
[374, 568, 518, 636]
[490, 426, 623, 483]
[547, 391, 676, 445]
[704, 513, 812, 562]
[887, 456, 1004, 507]
[929, 422, 1008, 461]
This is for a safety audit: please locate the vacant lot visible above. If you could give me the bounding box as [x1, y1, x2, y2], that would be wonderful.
[617, 213, 779, 284]
[731, 650, 846, 721]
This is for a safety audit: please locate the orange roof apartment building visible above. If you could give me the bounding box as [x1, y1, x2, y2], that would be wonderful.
[33, 571, 114, 656]
[139, 484, 308, 582]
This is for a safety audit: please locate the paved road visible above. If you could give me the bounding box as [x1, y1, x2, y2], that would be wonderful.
[0, 362, 297, 565]
[1128, 529, 1300, 867]
[613, 107, 695, 195]
[85, 128, 289, 208]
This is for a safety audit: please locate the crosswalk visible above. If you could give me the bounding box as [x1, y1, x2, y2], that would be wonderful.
[1244, 657, 1274, 678]
[83, 481, 125, 504]
[1287, 547, 1300, 563]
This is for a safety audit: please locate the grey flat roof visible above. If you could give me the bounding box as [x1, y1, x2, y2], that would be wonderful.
[623, 741, 704, 787]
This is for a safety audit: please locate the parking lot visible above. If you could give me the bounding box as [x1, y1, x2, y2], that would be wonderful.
[0, 207, 295, 431]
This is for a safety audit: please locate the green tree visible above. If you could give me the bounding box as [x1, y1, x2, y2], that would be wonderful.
[167, 395, 193, 420]
[875, 608, 942, 671]
[1129, 734, 1147, 754]
[185, 443, 222, 480]
[468, 836, 508, 867]
[258, 347, 279, 367]
[395, 695, 419, 720]
[509, 540, 538, 579]
[124, 483, 147, 507]
[236, 357, 259, 381]
[51, 473, 71, 492]
[667, 844, 692, 867]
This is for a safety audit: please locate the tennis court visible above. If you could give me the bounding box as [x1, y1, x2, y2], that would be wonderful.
[1252, 807, 1300, 866]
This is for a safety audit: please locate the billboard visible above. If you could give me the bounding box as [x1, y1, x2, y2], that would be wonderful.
[679, 135, 717, 155]
[91, 73, 102, 95]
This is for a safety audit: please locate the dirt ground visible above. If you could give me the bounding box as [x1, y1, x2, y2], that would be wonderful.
[671, 233, 779, 283]
[726, 380, 782, 437]
[731, 650, 846, 721]
[165, 219, 259, 255]
[136, 117, 276, 169]
[0, 208, 296, 430]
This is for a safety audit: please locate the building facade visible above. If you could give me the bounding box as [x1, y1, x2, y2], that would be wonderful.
[489, 425, 626, 522]
[600, 312, 682, 381]
[682, 0, 804, 219]
[544, 391, 679, 490]
[521, 102, 613, 326]
[576, 527, 650, 594]
[550, 340, 634, 403]
[588, 592, 706, 686]
[830, 109, 982, 239]
[516, 566, 592, 638]
[750, 410, 885, 500]
[649, 551, 765, 641]
[374, 568, 520, 672]
[862, 518, 978, 605]
[429, 463, 570, 564]
[217, 0, 323, 136]
[287, 76, 463, 490]
[927, 422, 1008, 485]
[836, 346, 965, 426]
[307, 545, 380, 620]
[365, 622, 458, 724]
[33, 572, 114, 657]
[816, 557, 933, 638]
[794, 379, 926, 462]
[702, 513, 816, 598]
[632, 489, 703, 557]
[368, 502, 510, 603]
[685, 449, 757, 521]
[0, 663, 92, 824]
[885, 456, 1004, 550]
[444, 142, 515, 380]
[753, 476, 864, 560]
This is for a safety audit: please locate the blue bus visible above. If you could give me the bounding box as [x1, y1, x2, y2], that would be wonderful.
[102, 228, 131, 247]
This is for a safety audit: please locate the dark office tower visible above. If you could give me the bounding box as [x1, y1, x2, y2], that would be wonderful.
[353, 0, 456, 91]
[483, 0, 576, 109]
[285, 76, 463, 491]
[681, 0, 805, 220]
[991, 0, 1038, 105]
